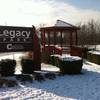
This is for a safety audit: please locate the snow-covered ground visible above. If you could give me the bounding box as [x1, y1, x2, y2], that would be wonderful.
[0, 51, 100, 100]
[0, 60, 100, 100]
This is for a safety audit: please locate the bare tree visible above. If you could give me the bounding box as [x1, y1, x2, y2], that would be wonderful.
[77, 19, 100, 47]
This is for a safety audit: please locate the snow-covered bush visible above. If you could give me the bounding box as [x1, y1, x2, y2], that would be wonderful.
[0, 59, 16, 76]
[58, 56, 83, 74]
[87, 51, 100, 64]
[21, 58, 34, 74]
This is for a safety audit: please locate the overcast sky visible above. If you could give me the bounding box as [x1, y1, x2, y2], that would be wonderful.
[0, 0, 100, 27]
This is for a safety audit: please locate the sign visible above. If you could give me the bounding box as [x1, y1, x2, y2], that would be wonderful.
[0, 26, 34, 52]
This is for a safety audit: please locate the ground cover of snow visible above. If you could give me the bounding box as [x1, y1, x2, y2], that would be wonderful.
[0, 52, 100, 100]
[0, 60, 100, 100]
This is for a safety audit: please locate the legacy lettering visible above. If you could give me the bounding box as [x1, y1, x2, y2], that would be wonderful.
[3, 30, 31, 38]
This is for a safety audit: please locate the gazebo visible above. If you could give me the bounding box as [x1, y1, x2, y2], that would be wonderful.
[40, 20, 80, 55]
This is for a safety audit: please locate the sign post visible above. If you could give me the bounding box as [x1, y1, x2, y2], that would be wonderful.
[32, 26, 41, 70]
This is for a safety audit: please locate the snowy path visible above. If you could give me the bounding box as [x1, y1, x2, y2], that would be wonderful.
[0, 61, 100, 100]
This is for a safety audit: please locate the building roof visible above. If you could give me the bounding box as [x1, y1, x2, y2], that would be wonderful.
[40, 20, 80, 32]
[55, 20, 76, 27]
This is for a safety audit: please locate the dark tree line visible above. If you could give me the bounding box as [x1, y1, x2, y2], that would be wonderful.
[77, 19, 100, 45]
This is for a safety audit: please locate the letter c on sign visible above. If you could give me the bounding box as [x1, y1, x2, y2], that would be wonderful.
[7, 44, 12, 50]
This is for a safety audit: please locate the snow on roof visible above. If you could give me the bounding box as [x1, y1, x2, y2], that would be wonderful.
[55, 20, 76, 27]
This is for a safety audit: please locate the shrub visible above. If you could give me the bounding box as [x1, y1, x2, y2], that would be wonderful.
[15, 74, 33, 83]
[87, 52, 92, 62]
[87, 52, 100, 65]
[58, 58, 83, 74]
[49, 55, 55, 65]
[50, 55, 61, 66]
[6, 80, 17, 87]
[45, 73, 56, 80]
[0, 59, 16, 76]
[92, 54, 100, 65]
[33, 72, 45, 82]
[0, 79, 17, 87]
[21, 58, 34, 74]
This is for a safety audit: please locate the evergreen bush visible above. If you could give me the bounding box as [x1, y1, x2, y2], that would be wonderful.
[0, 59, 16, 76]
[58, 58, 83, 74]
[21, 58, 34, 74]
[87, 52, 100, 65]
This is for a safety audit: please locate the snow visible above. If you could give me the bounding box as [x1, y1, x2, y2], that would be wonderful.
[88, 51, 100, 55]
[55, 20, 76, 27]
[51, 54, 82, 61]
[0, 53, 100, 100]
[0, 61, 100, 100]
[59, 55, 82, 61]
[96, 45, 100, 51]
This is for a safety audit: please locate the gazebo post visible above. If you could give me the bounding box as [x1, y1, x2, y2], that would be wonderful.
[60, 31, 63, 47]
[48, 31, 50, 46]
[70, 31, 73, 55]
[33, 27, 41, 70]
[70, 31, 73, 47]
[41, 30, 45, 51]
[75, 31, 78, 45]
[54, 30, 57, 45]
[48, 31, 51, 53]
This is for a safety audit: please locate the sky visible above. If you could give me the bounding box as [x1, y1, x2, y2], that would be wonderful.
[0, 0, 100, 27]
[64, 0, 100, 10]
